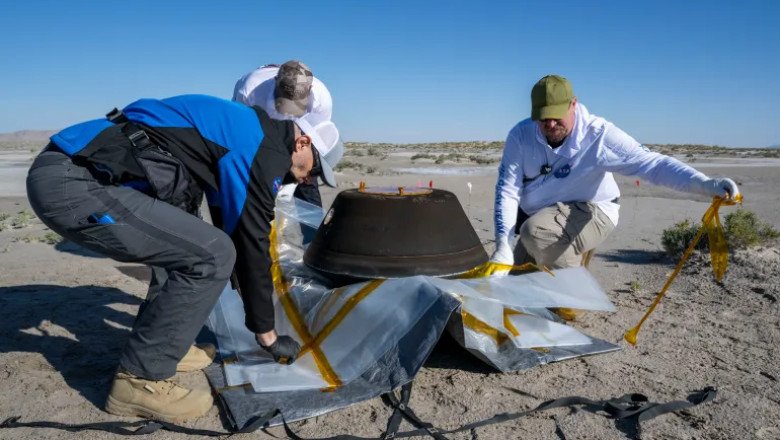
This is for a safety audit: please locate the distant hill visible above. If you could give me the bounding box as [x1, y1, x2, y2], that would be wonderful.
[0, 130, 57, 150]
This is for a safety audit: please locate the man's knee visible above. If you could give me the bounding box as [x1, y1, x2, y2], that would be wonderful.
[199, 233, 236, 281]
[518, 212, 563, 254]
[518, 211, 580, 268]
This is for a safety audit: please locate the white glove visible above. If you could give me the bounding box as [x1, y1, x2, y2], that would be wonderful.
[489, 237, 515, 276]
[692, 177, 740, 200]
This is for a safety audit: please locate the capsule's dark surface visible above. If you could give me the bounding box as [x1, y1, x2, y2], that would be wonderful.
[303, 187, 488, 279]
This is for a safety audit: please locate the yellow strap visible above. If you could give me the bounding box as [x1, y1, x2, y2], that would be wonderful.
[299, 279, 384, 357]
[269, 221, 342, 388]
[462, 310, 509, 346]
[503, 308, 523, 337]
[457, 261, 554, 278]
[624, 194, 742, 345]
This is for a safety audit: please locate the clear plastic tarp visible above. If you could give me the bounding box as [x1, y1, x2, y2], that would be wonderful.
[206, 187, 620, 397]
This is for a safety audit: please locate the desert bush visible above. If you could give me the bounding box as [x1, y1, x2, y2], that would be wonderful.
[344, 149, 365, 157]
[335, 160, 363, 172]
[661, 219, 704, 256]
[411, 153, 437, 161]
[434, 153, 466, 164]
[14, 232, 62, 245]
[661, 209, 780, 256]
[0, 212, 9, 231]
[468, 155, 498, 165]
[724, 209, 780, 248]
[11, 210, 36, 229]
[365, 166, 378, 174]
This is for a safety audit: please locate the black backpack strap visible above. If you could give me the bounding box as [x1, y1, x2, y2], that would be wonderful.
[106, 107, 129, 124]
[105, 107, 153, 150]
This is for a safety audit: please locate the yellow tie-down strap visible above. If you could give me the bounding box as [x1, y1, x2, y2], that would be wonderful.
[625, 194, 743, 345]
[458, 260, 553, 349]
[269, 221, 386, 391]
[269, 220, 341, 390]
[457, 261, 554, 279]
[460, 308, 531, 347]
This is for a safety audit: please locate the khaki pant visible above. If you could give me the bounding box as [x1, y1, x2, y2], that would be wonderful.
[515, 202, 615, 269]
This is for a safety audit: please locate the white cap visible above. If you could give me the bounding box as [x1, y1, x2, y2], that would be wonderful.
[295, 115, 344, 187]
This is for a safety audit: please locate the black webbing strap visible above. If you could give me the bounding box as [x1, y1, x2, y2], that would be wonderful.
[0, 386, 717, 439]
[391, 385, 718, 438]
[0, 408, 278, 437]
[106, 107, 129, 124]
[105, 107, 154, 150]
[380, 383, 448, 440]
[277, 383, 450, 440]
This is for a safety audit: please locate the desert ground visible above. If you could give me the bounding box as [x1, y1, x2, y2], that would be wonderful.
[1, 137, 778, 440]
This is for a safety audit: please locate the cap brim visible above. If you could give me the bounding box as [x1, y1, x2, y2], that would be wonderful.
[296, 117, 339, 187]
[318, 152, 337, 187]
[275, 97, 307, 117]
[532, 103, 570, 120]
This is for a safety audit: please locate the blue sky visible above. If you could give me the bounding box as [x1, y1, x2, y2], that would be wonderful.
[1, 0, 778, 147]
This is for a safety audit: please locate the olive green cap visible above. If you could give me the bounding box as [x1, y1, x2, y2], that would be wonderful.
[531, 75, 574, 120]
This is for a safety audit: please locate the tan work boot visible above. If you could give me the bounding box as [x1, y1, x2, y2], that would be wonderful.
[105, 370, 213, 422]
[176, 343, 216, 372]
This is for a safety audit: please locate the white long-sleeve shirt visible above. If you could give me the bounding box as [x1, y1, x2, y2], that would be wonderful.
[232, 65, 333, 125]
[494, 104, 709, 242]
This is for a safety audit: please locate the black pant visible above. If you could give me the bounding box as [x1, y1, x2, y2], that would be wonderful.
[26, 148, 235, 379]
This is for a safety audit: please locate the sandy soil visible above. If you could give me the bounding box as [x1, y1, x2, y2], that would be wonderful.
[1, 144, 779, 440]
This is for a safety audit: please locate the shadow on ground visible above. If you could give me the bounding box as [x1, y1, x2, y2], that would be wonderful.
[599, 249, 669, 265]
[0, 284, 140, 408]
[424, 330, 497, 374]
[54, 240, 106, 258]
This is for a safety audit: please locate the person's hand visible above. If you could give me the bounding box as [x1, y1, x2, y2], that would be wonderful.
[694, 177, 740, 200]
[489, 237, 514, 276]
[257, 334, 301, 365]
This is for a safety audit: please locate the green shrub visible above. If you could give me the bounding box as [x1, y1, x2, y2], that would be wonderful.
[661, 209, 780, 256]
[661, 219, 704, 256]
[11, 210, 36, 229]
[468, 155, 498, 165]
[724, 209, 780, 248]
[42, 232, 63, 245]
[411, 153, 436, 161]
[344, 149, 365, 157]
[334, 160, 363, 172]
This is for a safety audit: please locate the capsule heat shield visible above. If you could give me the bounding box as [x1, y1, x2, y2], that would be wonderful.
[303, 187, 488, 279]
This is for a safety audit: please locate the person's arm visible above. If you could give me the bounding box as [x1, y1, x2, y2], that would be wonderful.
[491, 129, 524, 265]
[233, 67, 277, 106]
[598, 125, 739, 198]
[230, 152, 279, 335]
[232, 72, 253, 104]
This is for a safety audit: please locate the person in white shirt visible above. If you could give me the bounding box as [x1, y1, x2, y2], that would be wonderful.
[233, 60, 334, 208]
[491, 75, 739, 270]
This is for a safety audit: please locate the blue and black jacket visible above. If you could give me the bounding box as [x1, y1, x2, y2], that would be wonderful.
[50, 94, 294, 334]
